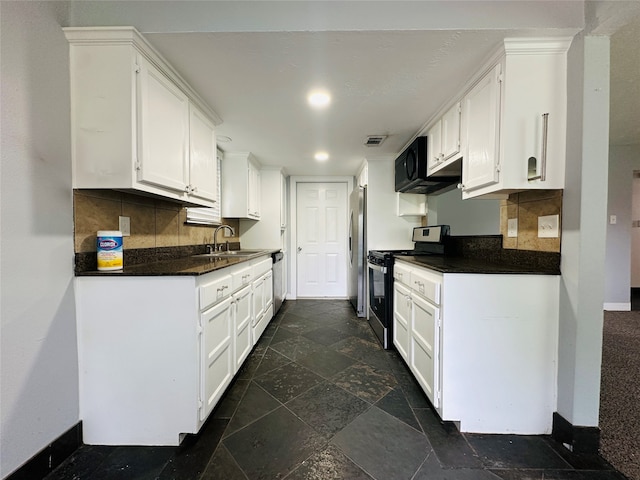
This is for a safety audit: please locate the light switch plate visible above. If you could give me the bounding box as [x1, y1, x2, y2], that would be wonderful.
[224, 227, 235, 237]
[507, 218, 518, 237]
[119, 216, 131, 237]
[538, 214, 559, 238]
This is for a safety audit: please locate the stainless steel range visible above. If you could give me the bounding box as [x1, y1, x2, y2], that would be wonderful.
[367, 225, 449, 349]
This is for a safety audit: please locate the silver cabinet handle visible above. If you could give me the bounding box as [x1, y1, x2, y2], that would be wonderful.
[540, 112, 549, 182]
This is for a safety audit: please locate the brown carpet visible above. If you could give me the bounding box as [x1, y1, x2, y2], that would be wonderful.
[600, 310, 640, 480]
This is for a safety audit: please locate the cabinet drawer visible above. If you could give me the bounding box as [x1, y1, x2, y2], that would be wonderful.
[394, 262, 412, 287]
[410, 268, 441, 305]
[199, 274, 233, 311]
[252, 257, 272, 277]
[232, 265, 253, 290]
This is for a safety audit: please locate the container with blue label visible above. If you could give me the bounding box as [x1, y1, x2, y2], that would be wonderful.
[97, 230, 123, 271]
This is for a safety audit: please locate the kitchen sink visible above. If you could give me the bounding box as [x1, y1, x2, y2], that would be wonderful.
[194, 250, 266, 258]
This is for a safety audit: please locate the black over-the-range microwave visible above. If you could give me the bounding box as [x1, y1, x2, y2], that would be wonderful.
[394, 136, 460, 195]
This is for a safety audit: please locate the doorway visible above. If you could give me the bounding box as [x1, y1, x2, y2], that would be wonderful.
[293, 181, 349, 298]
[287, 179, 354, 300]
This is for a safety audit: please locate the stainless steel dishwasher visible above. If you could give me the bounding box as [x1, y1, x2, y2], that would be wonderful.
[271, 251, 284, 314]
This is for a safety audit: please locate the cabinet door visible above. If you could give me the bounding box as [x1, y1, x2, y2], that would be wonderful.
[189, 104, 218, 202]
[233, 284, 253, 371]
[200, 296, 234, 421]
[247, 162, 261, 219]
[137, 56, 190, 193]
[280, 173, 287, 228]
[393, 281, 411, 362]
[462, 64, 501, 193]
[263, 271, 273, 310]
[411, 293, 440, 408]
[441, 102, 461, 161]
[252, 275, 265, 328]
[427, 120, 442, 173]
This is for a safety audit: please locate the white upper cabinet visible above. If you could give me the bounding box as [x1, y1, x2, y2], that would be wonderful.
[427, 102, 462, 176]
[64, 27, 221, 207]
[460, 38, 572, 199]
[461, 64, 502, 193]
[221, 152, 261, 220]
[238, 167, 286, 250]
[137, 56, 190, 193]
[188, 105, 218, 202]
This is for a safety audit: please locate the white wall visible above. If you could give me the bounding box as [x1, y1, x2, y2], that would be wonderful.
[0, 2, 79, 477]
[365, 158, 421, 250]
[557, 33, 609, 428]
[427, 188, 501, 236]
[633, 173, 640, 288]
[605, 145, 640, 309]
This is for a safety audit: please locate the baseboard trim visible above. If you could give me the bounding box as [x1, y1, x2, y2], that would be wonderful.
[552, 412, 600, 454]
[604, 302, 631, 311]
[6, 422, 82, 480]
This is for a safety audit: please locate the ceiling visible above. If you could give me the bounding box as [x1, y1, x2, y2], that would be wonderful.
[134, 4, 640, 177]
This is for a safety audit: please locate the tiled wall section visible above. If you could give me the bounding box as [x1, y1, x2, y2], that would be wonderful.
[74, 190, 240, 253]
[500, 190, 562, 252]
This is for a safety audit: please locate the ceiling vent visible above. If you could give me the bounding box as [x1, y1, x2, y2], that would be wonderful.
[364, 135, 387, 147]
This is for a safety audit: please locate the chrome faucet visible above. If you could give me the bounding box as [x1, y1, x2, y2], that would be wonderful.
[213, 225, 234, 251]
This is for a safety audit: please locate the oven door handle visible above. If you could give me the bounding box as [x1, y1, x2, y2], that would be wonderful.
[367, 261, 387, 274]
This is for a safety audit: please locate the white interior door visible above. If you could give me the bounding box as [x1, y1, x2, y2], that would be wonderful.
[296, 182, 348, 298]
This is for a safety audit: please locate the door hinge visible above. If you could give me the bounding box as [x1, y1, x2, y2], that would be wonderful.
[134, 64, 141, 74]
[135, 161, 141, 171]
[495, 164, 501, 173]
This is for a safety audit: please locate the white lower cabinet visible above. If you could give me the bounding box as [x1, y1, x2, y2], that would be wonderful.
[251, 258, 274, 345]
[233, 284, 253, 370]
[392, 280, 411, 362]
[393, 262, 441, 408]
[75, 255, 274, 446]
[393, 259, 559, 434]
[410, 292, 440, 409]
[200, 295, 234, 421]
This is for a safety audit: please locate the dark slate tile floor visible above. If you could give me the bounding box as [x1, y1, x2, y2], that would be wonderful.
[45, 300, 628, 480]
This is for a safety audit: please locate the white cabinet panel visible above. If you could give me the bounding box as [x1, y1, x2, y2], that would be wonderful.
[239, 168, 287, 250]
[137, 56, 190, 193]
[411, 293, 439, 408]
[461, 64, 501, 193]
[200, 296, 234, 420]
[188, 105, 218, 202]
[65, 27, 220, 208]
[394, 259, 560, 434]
[393, 281, 411, 362]
[75, 254, 274, 446]
[222, 152, 261, 219]
[233, 284, 253, 370]
[427, 102, 461, 176]
[460, 38, 571, 198]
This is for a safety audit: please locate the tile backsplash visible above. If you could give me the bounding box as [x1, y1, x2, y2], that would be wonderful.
[73, 190, 240, 253]
[500, 190, 562, 252]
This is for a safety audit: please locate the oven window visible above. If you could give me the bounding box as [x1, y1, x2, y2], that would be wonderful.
[368, 265, 386, 319]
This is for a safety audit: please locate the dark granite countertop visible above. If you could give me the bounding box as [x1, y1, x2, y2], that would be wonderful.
[76, 249, 278, 277]
[397, 255, 560, 275]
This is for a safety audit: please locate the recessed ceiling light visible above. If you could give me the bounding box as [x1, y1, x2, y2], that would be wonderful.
[307, 90, 331, 109]
[217, 135, 232, 143]
[315, 151, 329, 161]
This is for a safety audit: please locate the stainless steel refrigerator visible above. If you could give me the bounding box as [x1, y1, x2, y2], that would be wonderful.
[349, 185, 366, 317]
